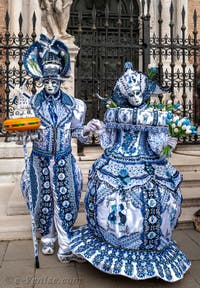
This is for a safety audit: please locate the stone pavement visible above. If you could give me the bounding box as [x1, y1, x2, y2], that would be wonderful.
[0, 229, 200, 288]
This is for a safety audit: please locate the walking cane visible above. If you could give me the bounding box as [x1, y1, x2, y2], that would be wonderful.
[3, 116, 41, 268]
[22, 131, 40, 268]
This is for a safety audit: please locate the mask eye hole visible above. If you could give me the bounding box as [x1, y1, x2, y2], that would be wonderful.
[128, 77, 132, 84]
[135, 91, 141, 96]
[43, 80, 49, 85]
[52, 80, 58, 86]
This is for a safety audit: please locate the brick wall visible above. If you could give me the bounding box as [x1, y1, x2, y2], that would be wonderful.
[188, 0, 200, 37]
[189, 0, 200, 69]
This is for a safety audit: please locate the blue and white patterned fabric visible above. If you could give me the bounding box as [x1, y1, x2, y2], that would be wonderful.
[69, 64, 191, 282]
[21, 89, 89, 250]
[21, 34, 92, 260]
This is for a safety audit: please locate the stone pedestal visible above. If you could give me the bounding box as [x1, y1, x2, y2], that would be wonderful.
[60, 37, 80, 156]
[60, 37, 79, 94]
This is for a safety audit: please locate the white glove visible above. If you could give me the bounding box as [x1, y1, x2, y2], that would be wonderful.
[83, 119, 104, 136]
[167, 136, 178, 150]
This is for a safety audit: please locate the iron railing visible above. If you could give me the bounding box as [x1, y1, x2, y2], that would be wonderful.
[0, 11, 37, 137]
[67, 0, 200, 146]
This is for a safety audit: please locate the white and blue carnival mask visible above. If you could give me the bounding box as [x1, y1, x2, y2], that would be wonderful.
[23, 34, 71, 81]
[111, 62, 169, 107]
[43, 79, 61, 95]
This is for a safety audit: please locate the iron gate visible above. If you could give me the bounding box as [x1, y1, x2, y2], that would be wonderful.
[0, 11, 38, 138]
[67, 0, 140, 123]
[0, 0, 200, 147]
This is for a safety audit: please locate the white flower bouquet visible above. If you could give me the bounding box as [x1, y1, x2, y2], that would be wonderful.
[161, 101, 197, 157]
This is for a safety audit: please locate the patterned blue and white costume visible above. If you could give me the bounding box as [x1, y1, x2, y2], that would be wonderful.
[22, 89, 89, 251]
[69, 63, 191, 281]
[21, 35, 93, 262]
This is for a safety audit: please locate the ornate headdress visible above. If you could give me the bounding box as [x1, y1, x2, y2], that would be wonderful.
[111, 62, 169, 107]
[23, 34, 71, 80]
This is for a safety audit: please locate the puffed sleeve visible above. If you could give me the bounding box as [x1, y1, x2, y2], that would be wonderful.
[147, 130, 169, 156]
[99, 127, 117, 150]
[146, 108, 170, 155]
[71, 99, 90, 144]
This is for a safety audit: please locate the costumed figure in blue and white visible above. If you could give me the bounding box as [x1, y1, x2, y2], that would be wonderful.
[69, 62, 191, 281]
[22, 34, 100, 263]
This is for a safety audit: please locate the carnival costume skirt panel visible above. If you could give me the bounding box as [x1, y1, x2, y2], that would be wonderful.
[21, 150, 82, 237]
[69, 154, 191, 282]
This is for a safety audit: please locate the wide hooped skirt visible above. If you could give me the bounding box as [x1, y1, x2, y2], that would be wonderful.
[70, 225, 191, 282]
[69, 156, 191, 282]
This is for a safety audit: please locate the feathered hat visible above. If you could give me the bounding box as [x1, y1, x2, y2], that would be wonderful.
[23, 34, 71, 80]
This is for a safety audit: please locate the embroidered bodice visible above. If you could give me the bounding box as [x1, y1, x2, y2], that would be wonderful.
[105, 106, 168, 126]
[30, 89, 89, 156]
[107, 129, 161, 159]
[100, 107, 169, 161]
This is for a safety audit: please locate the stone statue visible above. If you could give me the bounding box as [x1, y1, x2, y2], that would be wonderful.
[38, 0, 73, 38]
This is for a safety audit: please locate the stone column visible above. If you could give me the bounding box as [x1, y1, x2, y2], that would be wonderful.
[176, 0, 188, 35]
[8, 0, 23, 34]
[61, 40, 78, 95]
[61, 38, 80, 157]
[28, 0, 42, 36]
[8, 0, 42, 36]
